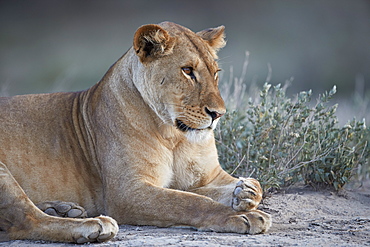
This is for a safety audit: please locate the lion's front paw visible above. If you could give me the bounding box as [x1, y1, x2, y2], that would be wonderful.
[224, 210, 271, 234]
[36, 201, 87, 218]
[243, 210, 272, 234]
[232, 178, 263, 211]
[73, 216, 118, 243]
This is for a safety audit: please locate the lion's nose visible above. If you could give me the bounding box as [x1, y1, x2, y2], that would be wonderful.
[205, 107, 225, 121]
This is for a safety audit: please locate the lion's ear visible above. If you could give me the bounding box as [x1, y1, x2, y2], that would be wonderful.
[133, 24, 176, 63]
[196, 26, 226, 53]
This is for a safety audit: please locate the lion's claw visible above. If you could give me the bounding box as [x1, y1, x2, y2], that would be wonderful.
[232, 178, 263, 211]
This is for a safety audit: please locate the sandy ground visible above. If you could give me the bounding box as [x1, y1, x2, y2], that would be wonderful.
[1, 184, 369, 247]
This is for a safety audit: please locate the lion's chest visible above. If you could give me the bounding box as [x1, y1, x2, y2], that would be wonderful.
[154, 131, 218, 191]
[153, 157, 199, 190]
[171, 162, 205, 191]
[167, 149, 208, 191]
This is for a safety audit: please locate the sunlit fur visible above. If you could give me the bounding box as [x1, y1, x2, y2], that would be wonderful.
[0, 22, 271, 243]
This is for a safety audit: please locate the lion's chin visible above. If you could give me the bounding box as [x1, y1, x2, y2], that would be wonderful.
[184, 129, 213, 143]
[175, 119, 213, 143]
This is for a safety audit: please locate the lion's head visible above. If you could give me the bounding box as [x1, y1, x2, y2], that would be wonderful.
[132, 22, 226, 141]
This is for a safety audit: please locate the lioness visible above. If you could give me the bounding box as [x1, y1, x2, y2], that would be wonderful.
[0, 22, 271, 243]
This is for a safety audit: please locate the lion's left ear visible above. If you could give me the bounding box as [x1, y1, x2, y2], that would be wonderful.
[133, 24, 176, 63]
[196, 26, 226, 53]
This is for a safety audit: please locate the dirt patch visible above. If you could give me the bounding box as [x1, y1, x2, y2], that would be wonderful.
[1, 185, 370, 246]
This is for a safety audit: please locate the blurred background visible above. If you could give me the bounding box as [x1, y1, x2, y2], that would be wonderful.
[0, 0, 369, 122]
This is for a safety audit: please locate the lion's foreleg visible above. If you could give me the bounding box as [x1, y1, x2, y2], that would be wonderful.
[188, 170, 264, 211]
[0, 162, 118, 243]
[106, 182, 271, 234]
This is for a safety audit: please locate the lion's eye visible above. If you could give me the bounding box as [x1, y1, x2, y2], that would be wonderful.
[182, 67, 196, 80]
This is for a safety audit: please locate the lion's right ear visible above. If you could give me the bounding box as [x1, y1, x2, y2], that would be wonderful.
[196, 26, 226, 58]
[133, 24, 176, 63]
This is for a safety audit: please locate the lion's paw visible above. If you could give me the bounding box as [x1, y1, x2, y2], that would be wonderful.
[224, 210, 271, 234]
[232, 178, 263, 211]
[242, 210, 272, 234]
[36, 201, 87, 218]
[73, 216, 118, 243]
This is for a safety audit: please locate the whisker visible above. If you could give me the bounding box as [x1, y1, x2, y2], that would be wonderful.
[163, 102, 184, 108]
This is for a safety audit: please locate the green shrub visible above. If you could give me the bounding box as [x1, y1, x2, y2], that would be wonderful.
[216, 83, 369, 191]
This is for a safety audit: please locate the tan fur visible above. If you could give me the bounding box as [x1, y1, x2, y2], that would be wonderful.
[0, 22, 271, 243]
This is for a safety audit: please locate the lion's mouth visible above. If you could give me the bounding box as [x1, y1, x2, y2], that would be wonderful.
[176, 119, 200, 132]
